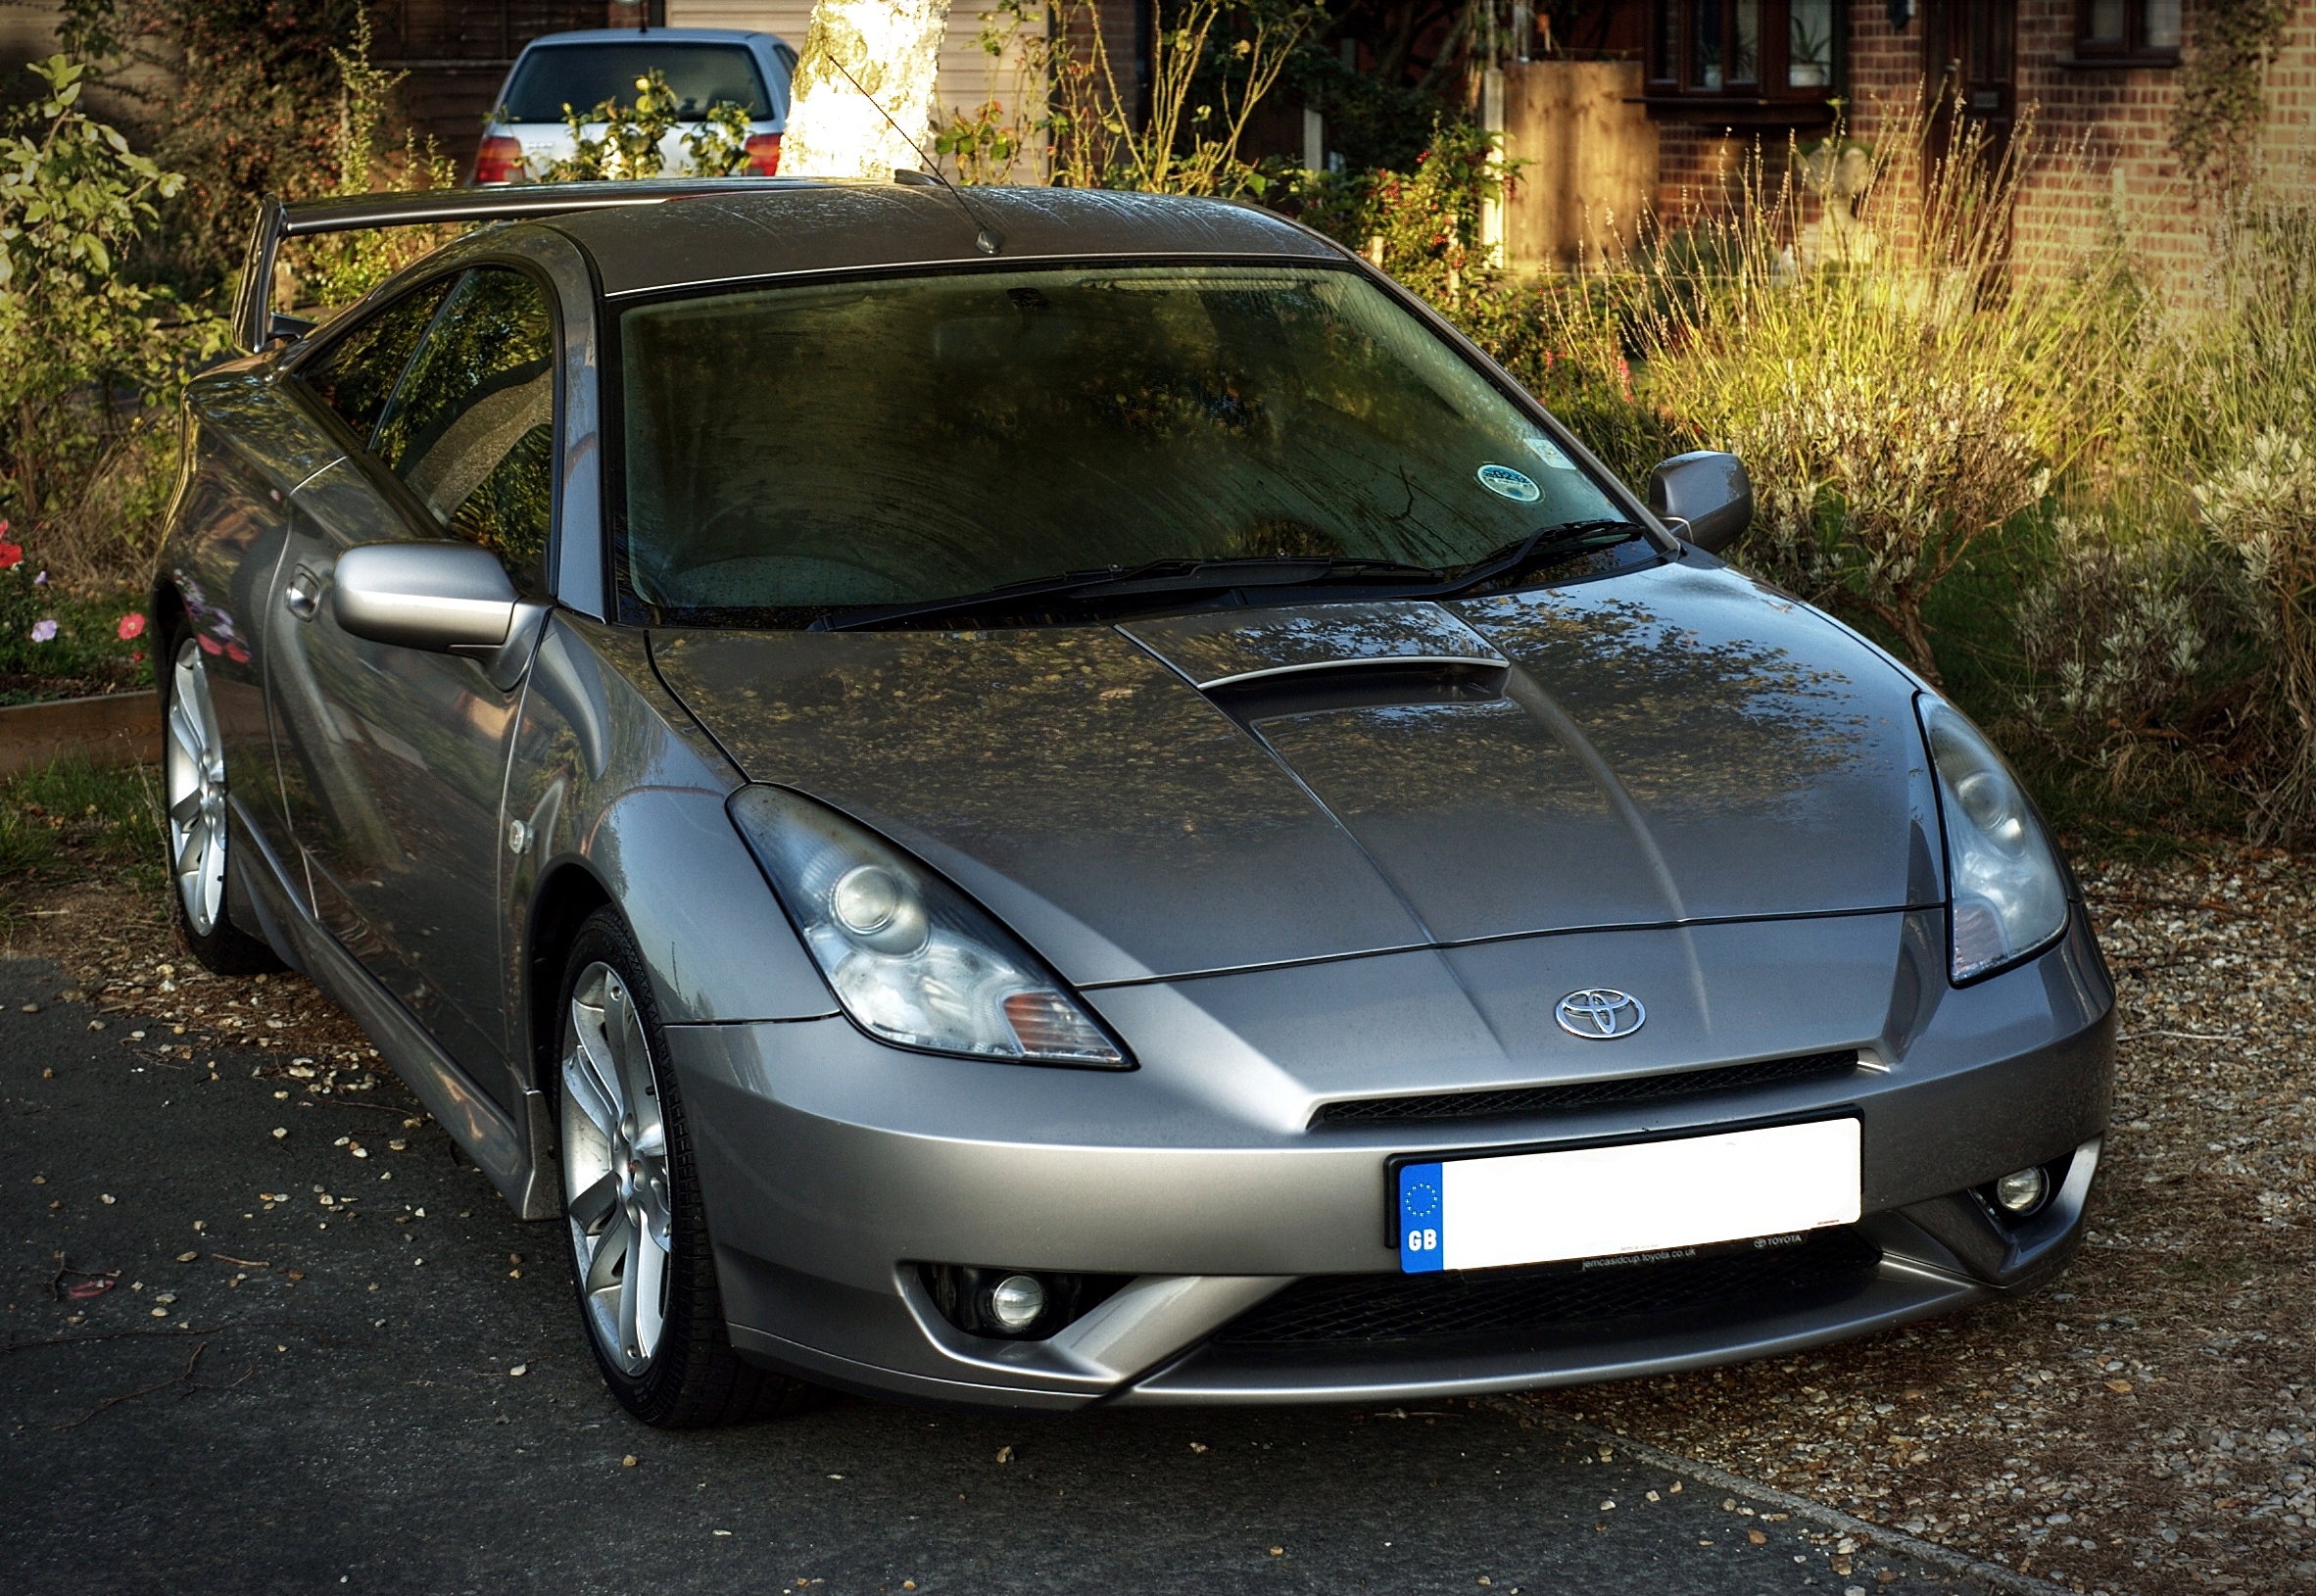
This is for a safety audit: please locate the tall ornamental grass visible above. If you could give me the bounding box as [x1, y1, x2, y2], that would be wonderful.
[1610, 107, 2136, 686]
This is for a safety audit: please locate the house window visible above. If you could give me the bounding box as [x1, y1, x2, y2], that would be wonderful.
[2074, 0, 2181, 61]
[1648, 0, 1843, 121]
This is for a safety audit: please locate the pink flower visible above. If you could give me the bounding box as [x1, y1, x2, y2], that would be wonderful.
[29, 618, 57, 643]
[225, 641, 250, 664]
[117, 612, 145, 641]
[130, 651, 143, 664]
[197, 633, 222, 655]
[0, 542, 20, 571]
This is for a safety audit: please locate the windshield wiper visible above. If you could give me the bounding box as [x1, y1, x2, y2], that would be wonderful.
[811, 556, 1439, 632]
[810, 524, 1641, 633]
[1431, 519, 1643, 597]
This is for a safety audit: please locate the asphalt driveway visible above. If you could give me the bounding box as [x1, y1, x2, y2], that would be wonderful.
[2, 958, 1993, 1596]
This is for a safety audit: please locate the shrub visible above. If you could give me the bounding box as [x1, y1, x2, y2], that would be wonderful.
[286, 15, 458, 314]
[2111, 193, 2316, 838]
[543, 70, 756, 182]
[1295, 118, 1508, 305]
[2194, 429, 2316, 839]
[2013, 510, 2255, 753]
[58, 0, 367, 302]
[1617, 109, 2137, 684]
[948, 0, 1315, 195]
[0, 56, 217, 592]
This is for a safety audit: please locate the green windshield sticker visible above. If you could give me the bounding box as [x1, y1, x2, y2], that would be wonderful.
[1476, 463, 1541, 503]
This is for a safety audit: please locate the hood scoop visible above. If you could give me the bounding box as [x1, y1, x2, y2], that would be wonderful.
[1123, 602, 1512, 729]
[1121, 602, 1506, 686]
[1203, 657, 1509, 728]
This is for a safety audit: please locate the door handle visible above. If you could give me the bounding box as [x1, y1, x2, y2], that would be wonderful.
[284, 566, 323, 621]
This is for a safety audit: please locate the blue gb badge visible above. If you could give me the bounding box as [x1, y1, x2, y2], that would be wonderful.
[1398, 1161, 1445, 1273]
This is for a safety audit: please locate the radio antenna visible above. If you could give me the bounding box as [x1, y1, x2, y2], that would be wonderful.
[818, 53, 1004, 256]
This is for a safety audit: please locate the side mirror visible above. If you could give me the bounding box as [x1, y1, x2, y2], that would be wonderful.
[332, 542, 516, 653]
[331, 542, 546, 692]
[1649, 451, 1754, 555]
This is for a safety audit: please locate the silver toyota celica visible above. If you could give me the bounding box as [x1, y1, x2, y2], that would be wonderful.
[158, 179, 2114, 1427]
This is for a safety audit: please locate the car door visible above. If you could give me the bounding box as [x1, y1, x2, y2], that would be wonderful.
[251, 276, 453, 893]
[270, 266, 557, 1107]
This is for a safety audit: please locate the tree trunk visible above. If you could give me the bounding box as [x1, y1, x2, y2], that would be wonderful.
[781, 0, 952, 180]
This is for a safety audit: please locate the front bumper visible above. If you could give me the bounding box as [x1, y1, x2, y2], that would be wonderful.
[670, 907, 2113, 1410]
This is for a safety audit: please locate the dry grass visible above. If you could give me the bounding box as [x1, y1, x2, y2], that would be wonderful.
[1609, 103, 2135, 684]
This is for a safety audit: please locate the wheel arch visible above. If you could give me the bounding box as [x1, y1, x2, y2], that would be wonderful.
[524, 860, 614, 1095]
[150, 578, 188, 635]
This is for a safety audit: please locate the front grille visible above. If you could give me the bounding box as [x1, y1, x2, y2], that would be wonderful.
[1311, 1050, 1859, 1127]
[1213, 1226, 1883, 1346]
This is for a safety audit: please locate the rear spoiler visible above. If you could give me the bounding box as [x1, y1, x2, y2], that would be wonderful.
[228, 178, 811, 353]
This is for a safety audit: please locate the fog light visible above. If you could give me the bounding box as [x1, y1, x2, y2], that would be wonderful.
[1994, 1166, 2050, 1216]
[987, 1274, 1046, 1332]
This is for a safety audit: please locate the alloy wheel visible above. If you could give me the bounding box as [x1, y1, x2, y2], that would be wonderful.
[165, 637, 229, 937]
[561, 961, 673, 1377]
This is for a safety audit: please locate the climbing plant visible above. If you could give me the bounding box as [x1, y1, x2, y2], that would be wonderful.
[2171, 0, 2296, 188]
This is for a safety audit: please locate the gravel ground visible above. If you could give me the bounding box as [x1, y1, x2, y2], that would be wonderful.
[1524, 848, 2316, 1596]
[6, 844, 2308, 1596]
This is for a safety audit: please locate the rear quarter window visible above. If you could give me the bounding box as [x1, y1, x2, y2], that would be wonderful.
[501, 42, 770, 121]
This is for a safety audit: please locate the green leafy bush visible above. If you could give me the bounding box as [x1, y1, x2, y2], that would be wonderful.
[1294, 119, 1508, 304]
[544, 70, 756, 181]
[0, 56, 217, 593]
[58, 0, 367, 302]
[287, 15, 458, 313]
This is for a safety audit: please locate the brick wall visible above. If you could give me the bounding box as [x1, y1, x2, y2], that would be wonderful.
[1857, 0, 2316, 286]
[1654, 124, 1750, 219]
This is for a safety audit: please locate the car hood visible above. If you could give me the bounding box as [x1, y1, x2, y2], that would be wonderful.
[650, 559, 1944, 987]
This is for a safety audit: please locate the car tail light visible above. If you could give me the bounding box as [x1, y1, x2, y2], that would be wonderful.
[473, 134, 524, 185]
[744, 132, 781, 175]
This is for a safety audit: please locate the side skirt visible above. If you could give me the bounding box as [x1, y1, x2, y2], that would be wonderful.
[227, 801, 556, 1221]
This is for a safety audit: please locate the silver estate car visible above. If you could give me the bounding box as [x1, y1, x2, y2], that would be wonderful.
[470, 28, 794, 185]
[163, 181, 2114, 1427]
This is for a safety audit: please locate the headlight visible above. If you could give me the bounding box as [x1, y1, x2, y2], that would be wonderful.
[1918, 698, 2069, 983]
[728, 786, 1128, 1067]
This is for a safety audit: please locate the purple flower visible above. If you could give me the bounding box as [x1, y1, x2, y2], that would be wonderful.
[33, 570, 47, 586]
[29, 618, 57, 643]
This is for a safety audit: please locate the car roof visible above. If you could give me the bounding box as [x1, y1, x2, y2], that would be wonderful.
[546, 183, 1342, 298]
[516, 28, 781, 48]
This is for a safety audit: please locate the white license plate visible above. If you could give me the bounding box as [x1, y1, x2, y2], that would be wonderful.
[1396, 1118, 1861, 1273]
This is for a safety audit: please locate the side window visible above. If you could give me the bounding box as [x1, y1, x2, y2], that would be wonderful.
[295, 277, 454, 443]
[372, 267, 555, 598]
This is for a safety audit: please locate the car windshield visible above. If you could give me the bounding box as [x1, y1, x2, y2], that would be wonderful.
[616, 265, 1638, 624]
[502, 43, 769, 121]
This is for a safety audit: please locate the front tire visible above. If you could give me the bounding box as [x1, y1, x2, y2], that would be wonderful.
[161, 624, 284, 976]
[556, 907, 812, 1427]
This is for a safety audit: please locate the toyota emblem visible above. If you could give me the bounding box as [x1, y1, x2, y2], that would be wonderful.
[1556, 988, 1646, 1040]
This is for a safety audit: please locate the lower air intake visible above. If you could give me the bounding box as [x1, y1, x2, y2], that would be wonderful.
[1213, 1227, 1883, 1345]
[1312, 1049, 1860, 1127]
